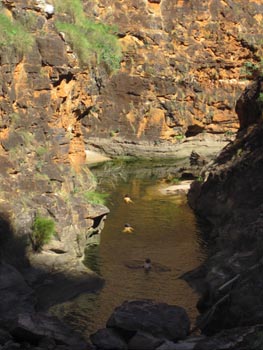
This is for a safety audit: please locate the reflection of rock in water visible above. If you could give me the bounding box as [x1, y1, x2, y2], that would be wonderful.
[124, 259, 172, 272]
[84, 245, 101, 275]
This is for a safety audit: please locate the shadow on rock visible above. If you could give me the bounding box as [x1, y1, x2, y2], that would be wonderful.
[0, 212, 102, 350]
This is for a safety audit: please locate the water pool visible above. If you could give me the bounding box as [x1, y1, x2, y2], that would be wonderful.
[50, 162, 204, 338]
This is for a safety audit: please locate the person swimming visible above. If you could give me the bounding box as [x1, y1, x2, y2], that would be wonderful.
[124, 259, 171, 272]
[124, 194, 133, 204]
[143, 258, 152, 271]
[122, 223, 134, 233]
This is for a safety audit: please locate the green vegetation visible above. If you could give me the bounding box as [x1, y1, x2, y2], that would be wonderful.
[54, 0, 122, 70]
[224, 130, 235, 137]
[241, 60, 263, 79]
[174, 134, 185, 141]
[109, 129, 120, 137]
[17, 11, 38, 32]
[237, 148, 243, 157]
[83, 191, 109, 205]
[30, 215, 56, 252]
[0, 13, 34, 53]
[54, 0, 85, 24]
[36, 146, 48, 157]
[19, 130, 34, 146]
[197, 175, 204, 182]
[9, 113, 20, 125]
[0, 1, 121, 69]
[257, 92, 263, 103]
[170, 177, 181, 184]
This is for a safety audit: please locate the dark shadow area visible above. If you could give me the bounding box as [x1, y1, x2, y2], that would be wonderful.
[185, 124, 204, 137]
[34, 270, 104, 311]
[195, 215, 215, 253]
[0, 212, 29, 269]
[0, 212, 103, 349]
[92, 214, 106, 230]
[84, 244, 101, 275]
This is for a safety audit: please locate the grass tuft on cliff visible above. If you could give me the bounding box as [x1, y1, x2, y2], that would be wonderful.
[54, 0, 122, 71]
[54, 0, 85, 24]
[30, 216, 56, 252]
[83, 191, 109, 205]
[0, 13, 34, 53]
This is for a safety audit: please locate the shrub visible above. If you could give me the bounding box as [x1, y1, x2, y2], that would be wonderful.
[16, 11, 38, 32]
[241, 60, 263, 79]
[257, 92, 263, 103]
[0, 13, 34, 53]
[54, 0, 85, 24]
[36, 146, 48, 156]
[83, 191, 109, 205]
[54, 0, 122, 70]
[31, 216, 56, 252]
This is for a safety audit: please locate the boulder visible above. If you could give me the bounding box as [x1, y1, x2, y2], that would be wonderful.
[0, 263, 35, 323]
[127, 331, 163, 350]
[0, 328, 13, 345]
[189, 151, 207, 167]
[11, 312, 87, 350]
[107, 300, 190, 341]
[90, 328, 128, 350]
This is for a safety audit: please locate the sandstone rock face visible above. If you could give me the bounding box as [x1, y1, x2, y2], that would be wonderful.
[186, 77, 263, 334]
[81, 0, 263, 143]
[0, 1, 110, 280]
[0, 0, 262, 168]
[0, 0, 262, 344]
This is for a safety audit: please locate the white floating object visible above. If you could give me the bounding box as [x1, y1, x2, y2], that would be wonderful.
[44, 4, 54, 15]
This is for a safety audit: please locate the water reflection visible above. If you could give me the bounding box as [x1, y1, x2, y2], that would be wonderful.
[84, 245, 101, 275]
[50, 162, 205, 338]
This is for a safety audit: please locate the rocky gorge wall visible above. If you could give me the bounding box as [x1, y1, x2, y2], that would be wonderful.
[0, 0, 263, 348]
[82, 0, 263, 149]
[186, 76, 263, 337]
[0, 2, 109, 347]
[0, 0, 262, 268]
[1, 1, 263, 162]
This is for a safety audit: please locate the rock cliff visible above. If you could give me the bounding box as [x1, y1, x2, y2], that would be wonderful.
[187, 76, 263, 336]
[1, 0, 263, 162]
[0, 0, 263, 348]
[82, 0, 263, 148]
[0, 0, 262, 271]
[0, 0, 110, 273]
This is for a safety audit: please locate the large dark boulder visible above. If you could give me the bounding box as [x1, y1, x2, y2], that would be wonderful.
[0, 263, 35, 323]
[128, 330, 163, 350]
[10, 312, 87, 350]
[107, 299, 190, 341]
[90, 328, 128, 350]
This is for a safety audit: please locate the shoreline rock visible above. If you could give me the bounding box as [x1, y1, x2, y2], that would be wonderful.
[85, 133, 230, 162]
[159, 181, 193, 195]
[90, 300, 191, 350]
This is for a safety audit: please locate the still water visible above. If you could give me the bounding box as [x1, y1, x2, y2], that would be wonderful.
[51, 161, 205, 339]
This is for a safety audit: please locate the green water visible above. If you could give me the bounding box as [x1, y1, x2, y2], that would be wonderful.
[51, 162, 204, 338]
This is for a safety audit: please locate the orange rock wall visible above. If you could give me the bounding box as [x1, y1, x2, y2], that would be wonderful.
[0, 0, 263, 166]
